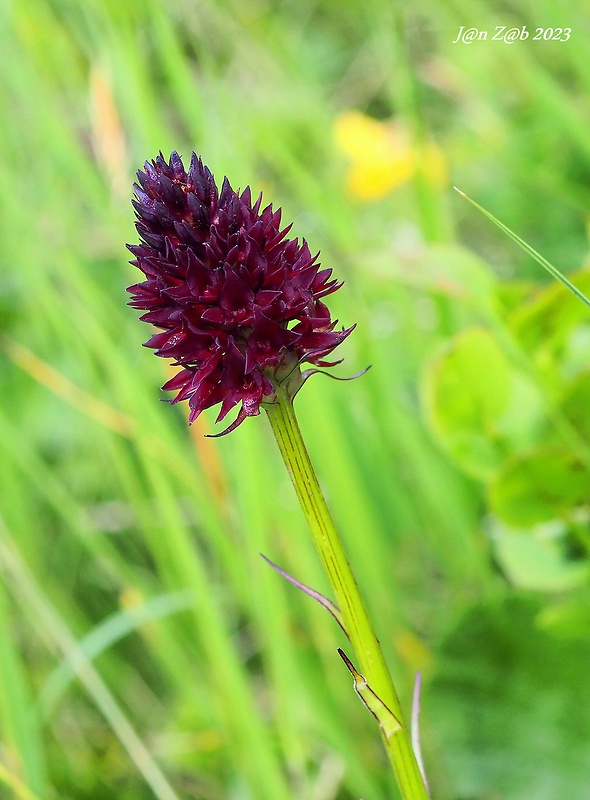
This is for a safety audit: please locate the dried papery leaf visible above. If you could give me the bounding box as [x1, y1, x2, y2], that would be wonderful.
[260, 554, 347, 636]
[338, 648, 402, 740]
[411, 672, 430, 796]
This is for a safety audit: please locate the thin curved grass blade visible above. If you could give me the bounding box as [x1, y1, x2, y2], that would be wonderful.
[454, 187, 590, 311]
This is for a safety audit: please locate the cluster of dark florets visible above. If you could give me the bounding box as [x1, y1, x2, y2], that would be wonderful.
[127, 151, 353, 433]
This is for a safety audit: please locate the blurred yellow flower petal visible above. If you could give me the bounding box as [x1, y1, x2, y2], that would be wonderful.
[334, 110, 406, 161]
[334, 110, 447, 200]
[347, 159, 414, 200]
[334, 111, 413, 199]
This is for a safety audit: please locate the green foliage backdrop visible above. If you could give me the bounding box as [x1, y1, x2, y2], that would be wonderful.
[1, 1, 590, 798]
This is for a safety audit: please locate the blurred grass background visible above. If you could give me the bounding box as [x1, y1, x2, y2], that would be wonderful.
[2, 0, 590, 798]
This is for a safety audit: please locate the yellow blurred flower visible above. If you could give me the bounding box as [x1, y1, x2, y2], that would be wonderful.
[334, 110, 447, 200]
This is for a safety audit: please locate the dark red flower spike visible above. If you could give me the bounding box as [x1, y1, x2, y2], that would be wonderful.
[127, 152, 354, 434]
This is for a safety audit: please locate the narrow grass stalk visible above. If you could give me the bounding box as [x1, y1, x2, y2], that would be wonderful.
[454, 187, 590, 310]
[0, 520, 182, 800]
[0, 761, 44, 800]
[265, 384, 429, 800]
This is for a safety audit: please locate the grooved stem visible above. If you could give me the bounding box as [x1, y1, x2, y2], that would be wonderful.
[265, 385, 430, 800]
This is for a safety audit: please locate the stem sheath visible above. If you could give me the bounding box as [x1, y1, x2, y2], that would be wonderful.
[265, 385, 429, 799]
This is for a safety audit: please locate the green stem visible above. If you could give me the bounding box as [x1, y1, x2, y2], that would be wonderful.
[265, 384, 429, 800]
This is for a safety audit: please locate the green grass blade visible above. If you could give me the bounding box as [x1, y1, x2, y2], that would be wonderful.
[0, 761, 44, 800]
[0, 519, 182, 800]
[38, 591, 195, 719]
[0, 583, 48, 798]
[455, 187, 590, 310]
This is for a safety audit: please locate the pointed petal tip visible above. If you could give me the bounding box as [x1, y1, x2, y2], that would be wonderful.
[206, 405, 248, 437]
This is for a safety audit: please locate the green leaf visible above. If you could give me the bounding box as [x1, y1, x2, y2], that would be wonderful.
[427, 596, 590, 800]
[422, 327, 537, 479]
[488, 447, 589, 526]
[491, 524, 588, 591]
[560, 370, 590, 443]
[509, 270, 590, 354]
[537, 594, 590, 639]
